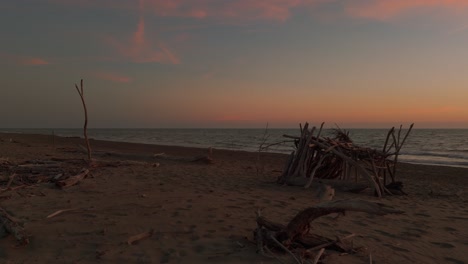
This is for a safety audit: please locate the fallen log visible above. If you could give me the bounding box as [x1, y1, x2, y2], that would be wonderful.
[255, 200, 404, 262]
[0, 207, 29, 245]
[78, 145, 213, 164]
[56, 168, 89, 188]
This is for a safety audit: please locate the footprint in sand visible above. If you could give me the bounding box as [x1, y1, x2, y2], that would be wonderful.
[190, 234, 200, 241]
[447, 216, 468, 220]
[384, 244, 410, 252]
[160, 253, 171, 264]
[431, 242, 455, 248]
[375, 230, 399, 238]
[414, 212, 431, 217]
[444, 257, 465, 264]
[401, 228, 428, 238]
[444, 227, 458, 232]
[352, 219, 368, 227]
[193, 244, 205, 253]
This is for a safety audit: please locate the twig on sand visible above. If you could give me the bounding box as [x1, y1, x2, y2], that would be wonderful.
[127, 229, 154, 245]
[46, 208, 79, 219]
[312, 248, 325, 264]
[307, 233, 356, 252]
[269, 233, 302, 264]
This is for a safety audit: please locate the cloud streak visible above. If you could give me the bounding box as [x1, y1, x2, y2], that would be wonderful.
[52, 0, 314, 22]
[93, 71, 132, 83]
[53, 0, 468, 22]
[106, 16, 180, 64]
[344, 0, 468, 20]
[0, 53, 49, 66]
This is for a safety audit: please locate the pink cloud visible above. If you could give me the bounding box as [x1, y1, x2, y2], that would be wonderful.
[106, 16, 180, 64]
[0, 53, 49, 66]
[345, 0, 468, 20]
[19, 57, 49, 66]
[52, 0, 468, 22]
[52, 0, 316, 22]
[93, 72, 132, 83]
[142, 0, 307, 22]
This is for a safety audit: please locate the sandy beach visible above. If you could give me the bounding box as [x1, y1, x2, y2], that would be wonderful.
[0, 132, 467, 264]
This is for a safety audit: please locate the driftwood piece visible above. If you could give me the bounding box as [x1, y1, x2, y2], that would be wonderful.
[47, 208, 79, 219]
[255, 200, 404, 261]
[0, 207, 29, 245]
[312, 248, 325, 264]
[78, 145, 213, 164]
[127, 229, 154, 245]
[56, 168, 89, 188]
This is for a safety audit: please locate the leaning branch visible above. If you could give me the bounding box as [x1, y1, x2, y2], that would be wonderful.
[75, 79, 92, 161]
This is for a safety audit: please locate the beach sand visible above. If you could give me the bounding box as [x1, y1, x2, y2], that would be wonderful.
[0, 132, 467, 263]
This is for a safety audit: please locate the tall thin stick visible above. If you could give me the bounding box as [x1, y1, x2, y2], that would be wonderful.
[75, 79, 92, 161]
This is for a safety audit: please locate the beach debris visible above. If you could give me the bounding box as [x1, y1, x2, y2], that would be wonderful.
[76, 146, 214, 164]
[56, 168, 89, 188]
[0, 207, 29, 246]
[254, 199, 404, 262]
[278, 122, 413, 197]
[127, 229, 154, 245]
[46, 208, 79, 219]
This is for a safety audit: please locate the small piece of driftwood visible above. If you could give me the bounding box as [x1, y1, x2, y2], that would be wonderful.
[127, 229, 154, 245]
[47, 208, 79, 219]
[56, 168, 89, 188]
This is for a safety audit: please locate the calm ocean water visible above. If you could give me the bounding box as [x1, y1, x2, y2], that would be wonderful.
[2, 128, 468, 168]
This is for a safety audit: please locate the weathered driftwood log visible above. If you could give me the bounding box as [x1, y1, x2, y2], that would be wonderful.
[0, 207, 29, 245]
[78, 145, 213, 164]
[56, 168, 89, 188]
[255, 200, 404, 261]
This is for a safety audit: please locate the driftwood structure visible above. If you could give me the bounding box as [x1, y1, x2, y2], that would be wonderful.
[255, 199, 404, 263]
[278, 123, 413, 197]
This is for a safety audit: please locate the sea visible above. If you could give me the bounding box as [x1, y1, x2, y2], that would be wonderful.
[2, 128, 468, 168]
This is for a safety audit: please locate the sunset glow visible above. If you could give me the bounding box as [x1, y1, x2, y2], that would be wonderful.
[1, 0, 468, 128]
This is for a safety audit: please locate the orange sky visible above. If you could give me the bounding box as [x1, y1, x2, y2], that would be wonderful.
[1, 0, 468, 128]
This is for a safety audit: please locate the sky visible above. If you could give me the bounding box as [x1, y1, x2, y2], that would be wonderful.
[1, 0, 468, 129]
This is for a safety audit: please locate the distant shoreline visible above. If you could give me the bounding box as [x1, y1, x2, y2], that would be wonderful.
[1, 131, 468, 169]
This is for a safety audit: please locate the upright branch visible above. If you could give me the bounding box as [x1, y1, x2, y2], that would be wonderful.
[75, 79, 92, 161]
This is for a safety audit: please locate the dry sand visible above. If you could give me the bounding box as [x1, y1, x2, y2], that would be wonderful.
[0, 132, 467, 264]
